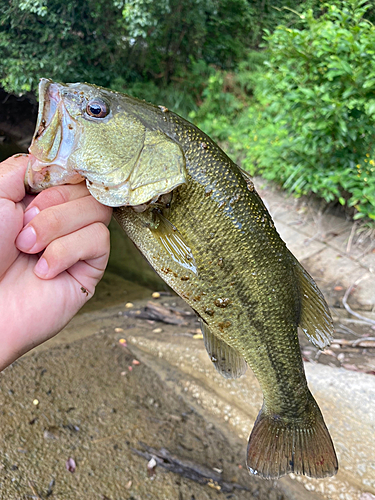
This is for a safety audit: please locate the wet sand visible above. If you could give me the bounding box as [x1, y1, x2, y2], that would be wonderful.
[0, 327, 312, 500]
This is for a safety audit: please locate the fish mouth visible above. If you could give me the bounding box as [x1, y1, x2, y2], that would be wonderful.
[26, 78, 84, 193]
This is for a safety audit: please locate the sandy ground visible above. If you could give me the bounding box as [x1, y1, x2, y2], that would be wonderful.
[1, 327, 312, 500]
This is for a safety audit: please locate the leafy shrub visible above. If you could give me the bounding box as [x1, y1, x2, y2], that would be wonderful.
[192, 1, 375, 221]
[238, 0, 375, 220]
[0, 0, 293, 96]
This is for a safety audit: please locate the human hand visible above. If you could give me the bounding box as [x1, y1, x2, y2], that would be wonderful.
[0, 154, 112, 370]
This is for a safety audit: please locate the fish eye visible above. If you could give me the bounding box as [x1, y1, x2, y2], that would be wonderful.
[86, 98, 109, 118]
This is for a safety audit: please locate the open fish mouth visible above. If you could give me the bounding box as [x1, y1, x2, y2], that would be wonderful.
[26, 78, 84, 193]
[25, 78, 187, 207]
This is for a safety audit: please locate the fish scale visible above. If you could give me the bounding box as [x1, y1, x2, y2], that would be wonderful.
[26, 78, 338, 479]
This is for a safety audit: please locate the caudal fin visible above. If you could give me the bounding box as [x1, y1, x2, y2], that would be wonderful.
[246, 403, 338, 479]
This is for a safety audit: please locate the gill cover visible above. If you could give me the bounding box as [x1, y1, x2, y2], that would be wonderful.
[27, 79, 187, 207]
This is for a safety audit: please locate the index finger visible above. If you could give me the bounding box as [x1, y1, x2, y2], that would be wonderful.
[0, 154, 29, 202]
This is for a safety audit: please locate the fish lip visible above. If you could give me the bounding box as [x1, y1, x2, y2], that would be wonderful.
[25, 155, 84, 194]
[32, 78, 56, 141]
[26, 78, 82, 193]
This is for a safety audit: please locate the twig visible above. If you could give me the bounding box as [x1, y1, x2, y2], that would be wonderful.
[351, 337, 375, 347]
[346, 222, 358, 253]
[27, 480, 43, 500]
[342, 274, 375, 326]
[132, 442, 249, 493]
[332, 337, 375, 347]
[333, 316, 375, 326]
[335, 323, 361, 337]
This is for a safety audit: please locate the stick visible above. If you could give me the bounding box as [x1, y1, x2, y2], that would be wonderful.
[342, 273, 375, 326]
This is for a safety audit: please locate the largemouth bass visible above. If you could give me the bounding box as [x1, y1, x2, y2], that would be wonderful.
[26, 78, 338, 479]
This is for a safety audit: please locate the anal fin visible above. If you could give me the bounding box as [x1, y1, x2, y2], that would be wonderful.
[200, 320, 247, 379]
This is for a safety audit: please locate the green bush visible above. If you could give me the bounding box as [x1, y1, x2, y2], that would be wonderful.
[239, 0, 375, 220]
[192, 1, 375, 221]
[0, 0, 292, 96]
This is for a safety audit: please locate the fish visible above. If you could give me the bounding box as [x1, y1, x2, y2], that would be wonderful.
[26, 78, 338, 479]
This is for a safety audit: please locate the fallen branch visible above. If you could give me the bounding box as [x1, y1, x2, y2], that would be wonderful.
[331, 338, 375, 348]
[127, 301, 191, 325]
[132, 442, 249, 493]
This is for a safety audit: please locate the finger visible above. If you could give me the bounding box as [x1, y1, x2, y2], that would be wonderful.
[34, 222, 110, 288]
[0, 199, 24, 279]
[0, 154, 29, 202]
[16, 195, 113, 253]
[24, 182, 91, 224]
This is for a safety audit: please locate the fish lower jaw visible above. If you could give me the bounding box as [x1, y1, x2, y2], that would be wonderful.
[25, 157, 84, 193]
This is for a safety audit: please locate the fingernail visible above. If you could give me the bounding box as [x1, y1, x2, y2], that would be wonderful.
[34, 257, 49, 277]
[23, 206, 40, 225]
[16, 226, 37, 251]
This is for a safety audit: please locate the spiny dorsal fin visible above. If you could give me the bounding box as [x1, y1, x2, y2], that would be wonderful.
[200, 320, 247, 379]
[293, 257, 334, 349]
[238, 166, 255, 191]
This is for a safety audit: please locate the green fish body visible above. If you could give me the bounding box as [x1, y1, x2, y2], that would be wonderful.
[26, 79, 338, 479]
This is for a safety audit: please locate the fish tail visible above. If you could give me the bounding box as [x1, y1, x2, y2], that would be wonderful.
[246, 400, 338, 479]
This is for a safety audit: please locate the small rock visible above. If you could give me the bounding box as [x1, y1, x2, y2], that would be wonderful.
[147, 457, 157, 477]
[66, 457, 76, 473]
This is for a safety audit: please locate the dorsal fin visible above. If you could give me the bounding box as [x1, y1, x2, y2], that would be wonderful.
[293, 257, 334, 349]
[200, 320, 247, 379]
[238, 166, 255, 191]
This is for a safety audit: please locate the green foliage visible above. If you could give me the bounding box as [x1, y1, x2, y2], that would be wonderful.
[193, 0, 375, 221]
[0, 0, 127, 94]
[0, 0, 328, 96]
[0, 0, 280, 96]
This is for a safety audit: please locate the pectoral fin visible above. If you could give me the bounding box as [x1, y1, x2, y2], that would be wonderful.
[200, 320, 247, 379]
[150, 211, 197, 274]
[294, 258, 334, 349]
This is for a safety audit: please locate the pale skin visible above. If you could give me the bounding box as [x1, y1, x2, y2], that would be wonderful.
[0, 154, 113, 371]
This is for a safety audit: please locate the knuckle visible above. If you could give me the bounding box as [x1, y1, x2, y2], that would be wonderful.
[95, 222, 111, 245]
[42, 207, 64, 234]
[42, 238, 67, 268]
[34, 186, 67, 208]
[91, 198, 113, 224]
